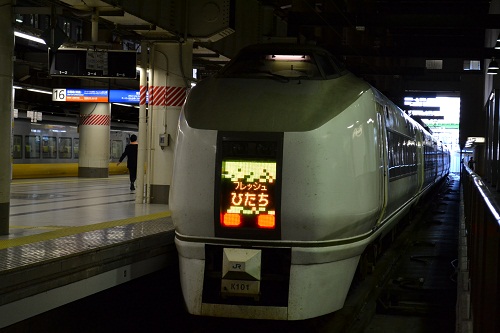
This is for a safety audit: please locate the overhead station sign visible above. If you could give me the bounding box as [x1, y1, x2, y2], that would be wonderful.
[53, 88, 148, 104]
[52, 89, 108, 102]
[49, 49, 137, 79]
[109, 90, 141, 104]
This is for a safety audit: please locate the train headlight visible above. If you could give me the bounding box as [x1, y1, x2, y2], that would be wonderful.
[257, 214, 275, 229]
[221, 213, 242, 227]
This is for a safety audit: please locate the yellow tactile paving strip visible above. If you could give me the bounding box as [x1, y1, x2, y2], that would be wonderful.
[0, 211, 171, 251]
[0, 214, 174, 273]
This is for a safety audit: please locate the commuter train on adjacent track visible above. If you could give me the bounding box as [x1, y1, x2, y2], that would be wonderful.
[169, 43, 450, 320]
[12, 117, 136, 178]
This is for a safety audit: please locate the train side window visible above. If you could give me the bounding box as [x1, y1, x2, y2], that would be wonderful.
[73, 138, 79, 158]
[25, 135, 41, 159]
[58, 137, 72, 159]
[13, 135, 22, 159]
[110, 140, 123, 160]
[42, 136, 57, 159]
[387, 131, 417, 180]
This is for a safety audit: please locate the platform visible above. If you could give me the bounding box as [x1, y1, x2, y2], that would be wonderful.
[0, 176, 176, 328]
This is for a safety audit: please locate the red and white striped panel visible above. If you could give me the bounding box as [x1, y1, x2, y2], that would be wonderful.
[148, 86, 187, 107]
[149, 86, 166, 106]
[166, 86, 187, 107]
[140, 85, 147, 106]
[80, 114, 111, 126]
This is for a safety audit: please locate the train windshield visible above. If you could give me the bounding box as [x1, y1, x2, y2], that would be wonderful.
[218, 46, 344, 80]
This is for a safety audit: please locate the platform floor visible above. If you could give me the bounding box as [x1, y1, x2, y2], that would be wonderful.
[0, 176, 175, 328]
[4, 175, 169, 241]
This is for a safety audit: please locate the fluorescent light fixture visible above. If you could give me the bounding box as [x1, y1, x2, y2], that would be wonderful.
[465, 137, 485, 148]
[13, 85, 23, 89]
[112, 103, 139, 108]
[26, 88, 52, 95]
[488, 58, 499, 70]
[14, 31, 46, 45]
[268, 54, 308, 61]
[487, 68, 498, 75]
[135, 66, 150, 72]
[466, 137, 485, 144]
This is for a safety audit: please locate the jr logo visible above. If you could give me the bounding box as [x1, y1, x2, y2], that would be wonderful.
[232, 263, 242, 270]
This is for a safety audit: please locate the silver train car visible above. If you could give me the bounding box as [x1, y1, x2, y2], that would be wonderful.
[170, 43, 450, 320]
[12, 117, 136, 178]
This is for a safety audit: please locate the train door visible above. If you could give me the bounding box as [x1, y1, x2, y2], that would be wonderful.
[375, 103, 388, 226]
[415, 130, 425, 192]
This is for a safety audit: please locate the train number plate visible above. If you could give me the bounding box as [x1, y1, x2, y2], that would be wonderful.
[221, 279, 260, 296]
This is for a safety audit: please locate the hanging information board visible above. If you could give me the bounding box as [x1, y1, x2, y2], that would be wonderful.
[49, 49, 137, 79]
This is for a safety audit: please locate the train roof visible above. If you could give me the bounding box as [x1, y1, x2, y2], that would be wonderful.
[218, 43, 348, 79]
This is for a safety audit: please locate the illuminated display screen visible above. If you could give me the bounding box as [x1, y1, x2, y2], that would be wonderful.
[220, 160, 277, 229]
[66, 89, 108, 102]
[53, 89, 109, 102]
[109, 90, 141, 104]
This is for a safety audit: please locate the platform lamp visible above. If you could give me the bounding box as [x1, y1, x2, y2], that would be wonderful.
[487, 57, 499, 75]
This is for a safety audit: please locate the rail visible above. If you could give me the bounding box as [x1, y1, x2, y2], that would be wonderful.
[461, 165, 500, 333]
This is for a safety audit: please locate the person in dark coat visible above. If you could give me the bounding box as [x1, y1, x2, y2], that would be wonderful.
[468, 157, 475, 171]
[117, 134, 138, 191]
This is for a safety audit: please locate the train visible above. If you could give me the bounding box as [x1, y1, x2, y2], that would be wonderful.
[169, 43, 450, 320]
[11, 117, 136, 178]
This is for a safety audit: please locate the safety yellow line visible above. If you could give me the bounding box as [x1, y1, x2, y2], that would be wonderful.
[0, 211, 171, 250]
[10, 225, 67, 230]
[12, 176, 127, 185]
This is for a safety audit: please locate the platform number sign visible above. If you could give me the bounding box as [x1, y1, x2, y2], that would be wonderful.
[52, 89, 109, 102]
[53, 89, 66, 101]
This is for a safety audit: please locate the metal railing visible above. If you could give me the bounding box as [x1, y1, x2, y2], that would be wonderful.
[461, 165, 500, 333]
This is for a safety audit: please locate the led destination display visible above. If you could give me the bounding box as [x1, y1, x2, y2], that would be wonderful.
[220, 160, 277, 229]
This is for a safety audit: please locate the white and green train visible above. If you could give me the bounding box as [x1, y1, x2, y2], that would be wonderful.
[170, 43, 450, 320]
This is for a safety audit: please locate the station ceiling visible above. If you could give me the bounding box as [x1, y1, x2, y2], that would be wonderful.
[13, 0, 495, 125]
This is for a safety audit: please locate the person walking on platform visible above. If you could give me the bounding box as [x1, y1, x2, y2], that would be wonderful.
[117, 134, 138, 191]
[468, 157, 475, 171]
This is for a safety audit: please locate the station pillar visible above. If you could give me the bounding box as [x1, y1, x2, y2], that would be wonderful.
[78, 102, 111, 178]
[0, 0, 12, 235]
[147, 42, 192, 203]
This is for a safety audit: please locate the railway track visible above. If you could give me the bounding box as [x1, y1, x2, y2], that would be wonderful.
[344, 174, 459, 333]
